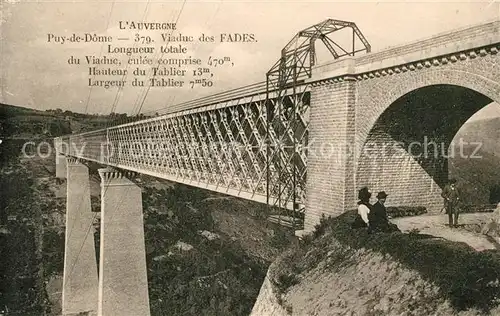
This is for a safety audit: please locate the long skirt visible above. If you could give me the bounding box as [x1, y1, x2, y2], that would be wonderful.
[352, 215, 368, 229]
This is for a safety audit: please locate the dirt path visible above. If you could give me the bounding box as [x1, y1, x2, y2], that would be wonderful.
[392, 213, 497, 251]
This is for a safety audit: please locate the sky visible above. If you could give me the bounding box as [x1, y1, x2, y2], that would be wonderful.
[1, 0, 499, 117]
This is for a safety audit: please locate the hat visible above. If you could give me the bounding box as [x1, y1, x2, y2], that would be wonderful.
[376, 191, 388, 199]
[358, 187, 372, 201]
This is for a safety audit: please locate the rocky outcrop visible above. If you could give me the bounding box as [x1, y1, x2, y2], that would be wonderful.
[251, 211, 500, 316]
[250, 264, 289, 316]
[282, 242, 466, 316]
[481, 203, 500, 239]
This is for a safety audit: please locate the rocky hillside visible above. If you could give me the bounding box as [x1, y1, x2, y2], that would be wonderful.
[0, 141, 66, 315]
[450, 147, 500, 204]
[0, 103, 148, 137]
[458, 117, 500, 156]
[451, 116, 500, 204]
[136, 181, 294, 316]
[252, 212, 500, 316]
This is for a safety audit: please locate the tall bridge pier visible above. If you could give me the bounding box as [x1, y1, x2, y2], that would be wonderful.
[60, 158, 150, 315]
[97, 168, 150, 316]
[62, 158, 98, 315]
[55, 138, 67, 179]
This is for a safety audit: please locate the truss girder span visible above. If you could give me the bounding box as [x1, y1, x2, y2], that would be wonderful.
[57, 87, 310, 210]
[56, 19, 370, 229]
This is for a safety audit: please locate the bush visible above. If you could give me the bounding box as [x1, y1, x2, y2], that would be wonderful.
[275, 273, 300, 293]
[42, 230, 65, 276]
[459, 204, 497, 213]
[312, 214, 332, 238]
[386, 206, 427, 218]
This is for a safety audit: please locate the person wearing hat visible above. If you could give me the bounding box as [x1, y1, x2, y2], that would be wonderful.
[369, 191, 398, 232]
[441, 178, 461, 227]
[352, 187, 373, 231]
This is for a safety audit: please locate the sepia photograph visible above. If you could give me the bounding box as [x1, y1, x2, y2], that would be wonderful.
[1, 0, 500, 315]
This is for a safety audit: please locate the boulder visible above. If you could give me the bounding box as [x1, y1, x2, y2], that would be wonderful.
[481, 203, 500, 237]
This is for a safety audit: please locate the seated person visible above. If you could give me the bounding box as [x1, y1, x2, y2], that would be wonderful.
[369, 191, 400, 233]
[352, 187, 372, 230]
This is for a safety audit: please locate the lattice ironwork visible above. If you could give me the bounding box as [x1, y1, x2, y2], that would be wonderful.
[55, 88, 307, 208]
[265, 19, 370, 226]
[55, 19, 370, 231]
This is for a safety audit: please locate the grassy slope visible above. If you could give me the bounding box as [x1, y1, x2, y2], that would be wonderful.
[272, 213, 500, 315]
[450, 148, 500, 204]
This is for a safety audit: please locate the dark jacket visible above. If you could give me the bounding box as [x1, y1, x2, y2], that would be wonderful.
[441, 184, 460, 206]
[369, 201, 388, 226]
[369, 201, 400, 233]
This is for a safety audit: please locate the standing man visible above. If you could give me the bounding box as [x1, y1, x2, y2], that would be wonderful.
[441, 178, 461, 227]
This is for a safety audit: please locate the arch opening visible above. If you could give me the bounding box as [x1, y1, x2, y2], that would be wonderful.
[356, 84, 497, 212]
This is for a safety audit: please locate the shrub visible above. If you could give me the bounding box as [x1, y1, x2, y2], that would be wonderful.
[141, 183, 269, 316]
[459, 204, 497, 213]
[312, 214, 331, 239]
[275, 273, 300, 293]
[386, 206, 427, 218]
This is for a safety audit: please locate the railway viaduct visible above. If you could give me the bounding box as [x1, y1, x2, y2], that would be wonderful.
[54, 19, 500, 315]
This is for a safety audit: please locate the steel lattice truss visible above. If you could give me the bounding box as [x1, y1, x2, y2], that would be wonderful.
[265, 19, 370, 216]
[58, 86, 309, 210]
[56, 19, 370, 230]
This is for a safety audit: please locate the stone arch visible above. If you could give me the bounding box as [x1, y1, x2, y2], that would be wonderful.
[354, 66, 500, 211]
[356, 67, 500, 158]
